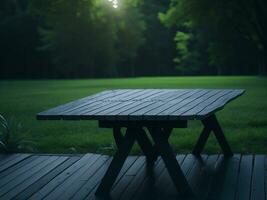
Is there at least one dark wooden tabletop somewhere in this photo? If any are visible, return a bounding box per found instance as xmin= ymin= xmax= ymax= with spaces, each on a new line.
xmin=37 ymin=89 xmax=245 ymax=121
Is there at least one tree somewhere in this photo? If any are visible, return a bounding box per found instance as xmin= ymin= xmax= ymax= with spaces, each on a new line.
xmin=135 ymin=0 xmax=177 ymax=76
xmin=0 ymin=0 xmax=48 ymax=79
xmin=113 ymin=0 xmax=146 ymax=77
xmin=28 ymin=0 xmax=145 ymax=78
xmin=160 ymin=0 xmax=267 ymax=75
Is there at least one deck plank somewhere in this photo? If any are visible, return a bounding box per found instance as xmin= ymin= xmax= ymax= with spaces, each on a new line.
xmin=0 ymin=154 xmax=31 ymax=172
xmin=111 ymin=156 xmax=146 ymax=199
xmin=131 ymin=157 xmax=166 ymax=200
xmin=120 ymin=157 xmax=163 ymax=200
xmin=113 ymin=156 xmax=138 ymax=186
xmin=0 ymin=156 xmax=68 ymax=200
xmin=163 ymin=154 xmax=197 ymax=200
xmin=193 ymin=155 xmax=219 ymax=200
xmin=0 ymin=155 xmax=36 ymax=179
xmin=205 ymin=155 xmax=229 ymax=200
xmin=71 ymin=158 xmax=113 ymax=200
xmin=0 ymin=154 xmax=20 ymax=166
xmin=235 ymin=155 xmax=253 ymax=200
xmin=55 ymin=155 xmax=109 ymax=200
xmin=0 ymin=153 xmax=265 ymax=200
xmin=0 ymin=155 xmax=59 ymax=198
xmin=0 ymin=154 xmax=7 ymax=160
xmin=251 ymin=155 xmax=265 ymax=200
xmin=14 ymin=156 xmax=81 ymax=200
xmin=28 ymin=153 xmax=94 ymax=200
xmin=218 ymin=154 xmax=241 ymax=200
xmin=119 ymin=159 xmax=148 ymax=200
xmin=187 ymin=154 xmax=208 ymax=192
xmin=151 ymin=155 xmax=186 ymax=200
xmin=73 ymin=156 xmax=138 ymax=200
xmin=42 ymin=154 xmax=101 ymax=200
xmin=0 ymin=155 xmax=50 ymax=188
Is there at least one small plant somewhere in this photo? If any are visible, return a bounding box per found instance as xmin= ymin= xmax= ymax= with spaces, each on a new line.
xmin=97 ymin=143 xmax=116 ymax=155
xmin=0 ymin=114 xmax=37 ymax=153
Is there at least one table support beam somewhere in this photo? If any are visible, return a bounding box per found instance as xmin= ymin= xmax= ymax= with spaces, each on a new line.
xmin=96 ymin=127 xmax=159 ymax=196
xmin=192 ymin=126 xmax=211 ymax=155
xmin=148 ymin=127 xmax=193 ymax=197
xmin=96 ymin=126 xmax=183 ymax=197
xmin=95 ymin=128 xmax=135 ymax=196
xmin=192 ymin=114 xmax=233 ymax=157
xmin=113 ymin=127 xmax=124 ymax=149
xmin=96 ymin=115 xmax=233 ymax=197
xmin=135 ymin=128 xmax=157 ymax=166
xmin=114 ymin=127 xmax=158 ymax=164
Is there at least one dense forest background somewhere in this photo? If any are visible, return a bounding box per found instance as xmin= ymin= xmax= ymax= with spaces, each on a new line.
xmin=0 ymin=0 xmax=266 ymax=79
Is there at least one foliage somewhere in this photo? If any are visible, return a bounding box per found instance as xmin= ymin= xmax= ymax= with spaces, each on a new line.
xmin=160 ymin=0 xmax=267 ymax=75
xmin=0 ymin=0 xmax=179 ymax=78
xmin=0 ymin=0 xmax=49 ymax=79
xmin=0 ymin=114 xmax=36 ymax=153
xmin=114 ymin=0 xmax=146 ymax=76
xmin=28 ymin=0 xmax=146 ymax=78
xmin=134 ymin=0 xmax=177 ymax=76
xmin=1 ymin=0 xmax=266 ymax=77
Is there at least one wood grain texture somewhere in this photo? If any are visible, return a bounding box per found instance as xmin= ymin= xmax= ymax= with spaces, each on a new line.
xmin=0 ymin=153 xmax=265 ymax=200
xmin=37 ymin=89 xmax=245 ymax=121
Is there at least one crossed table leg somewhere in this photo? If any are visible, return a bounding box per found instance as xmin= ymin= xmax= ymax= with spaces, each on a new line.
xmin=192 ymin=114 xmax=233 ymax=156
xmin=95 ymin=114 xmax=232 ymax=197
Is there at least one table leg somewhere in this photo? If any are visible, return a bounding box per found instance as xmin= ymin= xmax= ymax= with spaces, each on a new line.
xmin=113 ymin=127 xmax=124 ymax=149
xmin=136 ymin=128 xmax=173 ymax=166
xmin=96 ymin=126 xmax=172 ymax=196
xmin=114 ymin=127 xmax=158 ymax=165
xmin=192 ymin=126 xmax=211 ymax=155
xmin=135 ymin=128 xmax=157 ymax=165
xmin=163 ymin=127 xmax=173 ymax=138
xmin=148 ymin=127 xmax=193 ymax=197
xmin=95 ymin=128 xmax=135 ymax=196
xmin=192 ymin=114 xmax=233 ymax=157
xmin=209 ymin=115 xmax=233 ymax=156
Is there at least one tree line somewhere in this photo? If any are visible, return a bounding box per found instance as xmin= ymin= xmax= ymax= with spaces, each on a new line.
xmin=160 ymin=0 xmax=267 ymax=75
xmin=0 ymin=0 xmax=266 ymax=79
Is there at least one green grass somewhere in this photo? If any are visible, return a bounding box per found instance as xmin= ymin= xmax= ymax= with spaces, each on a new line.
xmin=0 ymin=76 xmax=267 ymax=154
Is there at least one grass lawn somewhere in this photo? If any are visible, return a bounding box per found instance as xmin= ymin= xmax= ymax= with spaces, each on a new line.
xmin=0 ymin=76 xmax=267 ymax=154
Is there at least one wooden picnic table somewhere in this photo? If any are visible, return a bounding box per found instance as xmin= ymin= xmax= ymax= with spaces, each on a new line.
xmin=37 ymin=89 xmax=245 ymax=197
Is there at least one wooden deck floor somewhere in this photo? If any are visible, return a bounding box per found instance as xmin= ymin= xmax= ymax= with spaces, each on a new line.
xmin=0 ymin=153 xmax=266 ymax=200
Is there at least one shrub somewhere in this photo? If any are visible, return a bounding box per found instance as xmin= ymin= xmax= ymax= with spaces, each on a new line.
xmin=0 ymin=114 xmax=37 ymax=153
